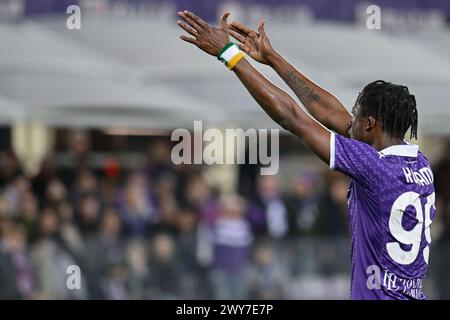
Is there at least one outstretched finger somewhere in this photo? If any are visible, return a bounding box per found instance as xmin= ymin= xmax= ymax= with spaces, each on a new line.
xmin=180 ymin=35 xmax=199 ymax=46
xmin=229 ymin=29 xmax=246 ymax=43
xmin=178 ymin=11 xmax=202 ymax=31
xmin=228 ymin=24 xmax=247 ymax=38
xmin=220 ymin=12 xmax=231 ymax=31
xmin=230 ymin=22 xmax=254 ymax=36
xmin=258 ymin=19 xmax=267 ymax=37
xmin=177 ymin=20 xmax=198 ymax=37
xmin=184 ymin=10 xmax=208 ymax=29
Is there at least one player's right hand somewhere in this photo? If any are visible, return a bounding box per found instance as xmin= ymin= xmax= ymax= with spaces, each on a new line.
xmin=228 ymin=18 xmax=276 ymax=65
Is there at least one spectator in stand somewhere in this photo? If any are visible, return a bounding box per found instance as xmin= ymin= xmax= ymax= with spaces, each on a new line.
xmin=210 ymin=194 xmax=253 ymax=300
xmin=75 ymin=194 xmax=101 ymax=236
xmin=153 ymin=173 xmax=179 ymax=234
xmin=149 ymin=232 xmax=183 ymax=299
xmin=45 ymin=178 xmax=67 ymax=208
xmin=125 ymin=238 xmax=151 ymax=299
xmin=30 ymin=207 xmax=81 ymax=299
xmin=118 ymin=171 xmax=156 ymax=236
xmin=3 ymin=175 xmax=31 ymax=217
xmin=0 ymin=151 xmax=22 ymax=187
xmin=316 ymin=173 xmax=349 ymax=236
xmin=0 ymin=224 xmax=36 ymax=299
xmin=247 ymin=175 xmax=290 ymax=240
xmin=247 ymin=241 xmax=286 ymax=299
xmin=17 ymin=191 xmax=39 ymax=242
xmin=285 ymin=172 xmax=321 ymax=236
xmin=84 ymin=206 xmax=125 ymax=299
xmin=70 ymin=169 xmax=99 ymax=202
xmin=175 ymin=208 xmax=204 ymax=298
xmin=146 ymin=140 xmax=176 ymax=181
xmin=57 ymin=201 xmax=85 ymax=260
xmin=31 ymin=154 xmax=59 ymax=201
xmin=181 ymin=174 xmax=213 ymax=213
xmin=101 ymin=263 xmax=129 ymax=300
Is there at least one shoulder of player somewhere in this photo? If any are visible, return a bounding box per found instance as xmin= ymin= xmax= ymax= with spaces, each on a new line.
xmin=378 ymin=149 xmax=431 ymax=164
xmin=377 ymin=142 xmax=426 ymax=162
xmin=417 ymin=150 xmax=431 ymax=163
xmin=334 ymin=133 xmax=379 ymax=155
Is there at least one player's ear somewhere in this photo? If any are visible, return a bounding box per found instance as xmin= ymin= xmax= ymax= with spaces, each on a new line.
xmin=366 ymin=116 xmax=377 ymax=132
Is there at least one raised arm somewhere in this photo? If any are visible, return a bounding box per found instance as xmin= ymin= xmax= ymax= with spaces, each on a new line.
xmin=229 ymin=20 xmax=352 ymax=137
xmin=232 ymin=57 xmax=330 ymax=163
xmin=176 ymin=11 xmax=330 ymax=164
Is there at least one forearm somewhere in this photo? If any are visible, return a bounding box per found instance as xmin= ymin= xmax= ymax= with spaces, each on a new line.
xmin=232 ymin=58 xmax=330 ymax=163
xmin=232 ymin=58 xmax=292 ymax=128
xmin=267 ymin=52 xmax=351 ymax=136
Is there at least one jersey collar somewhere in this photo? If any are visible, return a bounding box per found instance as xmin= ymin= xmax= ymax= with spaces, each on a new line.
xmin=379 ymin=143 xmax=419 ymax=158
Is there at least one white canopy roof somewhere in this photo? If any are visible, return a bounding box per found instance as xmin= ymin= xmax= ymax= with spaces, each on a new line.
xmin=0 ymin=15 xmax=449 ymax=133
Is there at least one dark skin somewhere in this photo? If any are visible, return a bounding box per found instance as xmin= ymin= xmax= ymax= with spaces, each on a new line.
xmin=228 ymin=19 xmax=406 ymax=148
xmin=350 ymin=103 xmax=405 ymax=150
xmin=228 ymin=19 xmax=352 ymax=137
xmin=176 ymin=11 xmax=404 ymax=166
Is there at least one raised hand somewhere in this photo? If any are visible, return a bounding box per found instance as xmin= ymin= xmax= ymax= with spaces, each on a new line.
xmin=177 ymin=10 xmax=231 ymax=57
xmin=228 ymin=19 xmax=276 ymax=65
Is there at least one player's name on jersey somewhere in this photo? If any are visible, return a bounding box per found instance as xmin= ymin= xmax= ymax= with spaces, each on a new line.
xmin=402 ymin=166 xmax=434 ymax=186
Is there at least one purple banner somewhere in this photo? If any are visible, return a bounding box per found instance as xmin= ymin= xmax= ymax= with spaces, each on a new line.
xmin=16 ymin=0 xmax=450 ymax=23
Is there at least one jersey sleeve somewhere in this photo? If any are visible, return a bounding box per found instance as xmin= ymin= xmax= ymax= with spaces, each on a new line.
xmin=329 ymin=132 xmax=381 ymax=188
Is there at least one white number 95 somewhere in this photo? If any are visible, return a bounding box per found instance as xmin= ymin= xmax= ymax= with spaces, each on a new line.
xmin=386 ymin=192 xmax=435 ymax=265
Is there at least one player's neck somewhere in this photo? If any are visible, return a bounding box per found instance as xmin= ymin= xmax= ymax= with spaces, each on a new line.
xmin=372 ymin=134 xmax=405 ymax=151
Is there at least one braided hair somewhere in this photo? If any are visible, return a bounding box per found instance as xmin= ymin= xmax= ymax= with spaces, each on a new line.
xmin=356 ymin=80 xmax=418 ymax=140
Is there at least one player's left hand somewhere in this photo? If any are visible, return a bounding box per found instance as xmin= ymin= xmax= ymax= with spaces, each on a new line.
xmin=177 ymin=10 xmax=231 ymax=56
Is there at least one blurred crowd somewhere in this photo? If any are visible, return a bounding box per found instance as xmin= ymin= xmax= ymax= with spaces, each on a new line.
xmin=0 ymin=134 xmax=450 ymax=300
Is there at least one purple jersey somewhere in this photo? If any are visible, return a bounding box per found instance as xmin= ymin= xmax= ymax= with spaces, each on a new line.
xmin=330 ymin=132 xmax=436 ymax=300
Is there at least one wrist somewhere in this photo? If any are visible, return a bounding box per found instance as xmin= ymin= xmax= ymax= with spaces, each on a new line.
xmin=266 ymin=51 xmax=282 ymax=67
xmin=217 ymin=42 xmax=245 ymax=70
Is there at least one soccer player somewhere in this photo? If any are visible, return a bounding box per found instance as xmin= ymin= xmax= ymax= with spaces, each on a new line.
xmin=176 ymin=11 xmax=437 ymax=300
